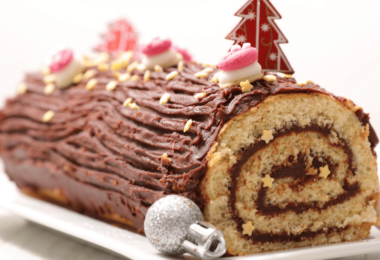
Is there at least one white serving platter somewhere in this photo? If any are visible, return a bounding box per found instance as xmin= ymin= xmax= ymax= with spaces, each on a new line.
xmin=1 ymin=173 xmax=380 ymax=260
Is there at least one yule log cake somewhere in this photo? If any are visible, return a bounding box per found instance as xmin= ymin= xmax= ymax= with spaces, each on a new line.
xmin=0 ymin=37 xmax=379 ymax=256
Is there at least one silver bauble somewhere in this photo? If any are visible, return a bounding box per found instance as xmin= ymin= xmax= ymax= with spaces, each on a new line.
xmin=144 ymin=195 xmax=204 ymax=255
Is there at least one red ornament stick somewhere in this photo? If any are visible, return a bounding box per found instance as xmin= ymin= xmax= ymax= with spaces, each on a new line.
xmin=226 ymin=0 xmax=294 ymax=74
xmin=95 ymin=19 xmax=139 ymax=58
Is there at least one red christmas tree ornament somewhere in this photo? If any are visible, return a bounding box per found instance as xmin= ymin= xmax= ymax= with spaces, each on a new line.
xmin=95 ymin=19 xmax=139 ymax=58
xmin=226 ymin=0 xmax=294 ymax=74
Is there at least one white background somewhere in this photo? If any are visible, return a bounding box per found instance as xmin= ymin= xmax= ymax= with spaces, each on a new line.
xmin=0 ymin=0 xmax=380 ymax=131
xmin=0 ymin=1 xmax=380 ymax=259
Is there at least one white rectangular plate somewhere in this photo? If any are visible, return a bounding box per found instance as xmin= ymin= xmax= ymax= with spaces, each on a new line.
xmin=1 ymin=173 xmax=380 ymax=260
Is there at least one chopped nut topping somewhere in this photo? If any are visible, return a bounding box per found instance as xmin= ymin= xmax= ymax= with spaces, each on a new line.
xmin=128 ymin=103 xmax=139 ymax=110
xmin=261 ymin=174 xmax=274 ymax=188
xmin=211 ymin=72 xmax=219 ymax=83
xmin=44 ymin=83 xmax=55 ymax=95
xmin=106 ymin=80 xmax=118 ymax=91
xmin=86 ymin=79 xmax=97 ymax=90
xmin=127 ymin=61 xmax=139 ymax=73
xmin=123 ymin=97 xmax=133 ymax=107
xmin=202 ymin=67 xmax=213 ymax=74
xmin=202 ymin=63 xmax=217 ymax=67
xmin=42 ymin=110 xmax=55 ymax=123
xmin=144 ymin=70 xmax=151 ymax=82
xmin=111 ymin=61 xmax=122 ymax=71
xmin=161 ymin=153 xmax=172 ymax=162
xmin=154 ymin=65 xmax=163 ymax=72
xmin=178 ymin=61 xmax=184 ymax=71
xmin=166 ymin=71 xmax=179 ymax=81
xmin=98 ymin=63 xmax=109 ymax=71
xmin=130 ymin=74 xmax=139 ymax=81
xmin=299 ymin=80 xmax=314 ymax=86
xmin=118 ymin=51 xmax=133 ymax=68
xmin=284 ymin=74 xmax=293 ymax=78
xmin=263 ymin=75 xmax=277 ymax=82
xmin=184 ymin=119 xmax=192 ymax=133
xmin=319 ymin=165 xmax=330 ymax=179
xmin=43 ymin=74 xmax=55 ymax=84
xmin=240 ymin=80 xmax=253 ymax=92
xmin=41 ymin=66 xmax=50 ymax=75
xmin=83 ymin=69 xmax=96 ymax=79
xmin=72 ymin=73 xmax=83 ymax=84
xmin=17 ymin=82 xmax=27 ymax=95
xmin=353 ymin=105 xmax=362 ymax=112
xmin=261 ymin=129 xmax=274 ymax=144
xmin=195 ymin=71 xmax=208 ymax=78
xmin=160 ymin=93 xmax=171 ymax=105
xmin=137 ymin=64 xmax=146 ymax=71
xmin=194 ymin=92 xmax=207 ymax=100
xmin=118 ymin=73 xmax=130 ymax=82
xmin=242 ymin=221 xmax=255 ymax=236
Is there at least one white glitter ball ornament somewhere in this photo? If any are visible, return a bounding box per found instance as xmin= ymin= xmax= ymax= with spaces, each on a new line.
xmin=144 ymin=195 xmax=203 ymax=255
xmin=145 ymin=195 xmax=226 ymax=259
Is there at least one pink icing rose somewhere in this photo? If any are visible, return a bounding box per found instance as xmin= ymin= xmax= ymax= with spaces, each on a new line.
xmin=218 ymin=47 xmax=258 ymax=71
xmin=49 ymin=49 xmax=73 ymax=72
xmin=141 ymin=38 xmax=172 ymax=56
xmin=172 ymin=46 xmax=192 ymax=62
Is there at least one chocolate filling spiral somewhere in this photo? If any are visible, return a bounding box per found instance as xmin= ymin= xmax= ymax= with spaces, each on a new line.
xmin=229 ymin=124 xmax=360 ymax=244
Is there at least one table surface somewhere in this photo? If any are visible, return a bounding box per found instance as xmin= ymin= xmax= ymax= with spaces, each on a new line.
xmin=1 ymin=207 xmax=380 ymax=260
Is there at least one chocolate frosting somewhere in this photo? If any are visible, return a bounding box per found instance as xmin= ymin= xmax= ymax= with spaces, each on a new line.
xmin=0 ymin=61 xmax=377 ymax=233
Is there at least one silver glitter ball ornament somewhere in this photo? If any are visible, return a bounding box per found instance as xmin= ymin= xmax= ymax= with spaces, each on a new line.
xmin=144 ymin=195 xmax=204 ymax=255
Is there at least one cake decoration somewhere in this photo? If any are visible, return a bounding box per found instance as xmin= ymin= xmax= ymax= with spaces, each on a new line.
xmin=240 ymin=80 xmax=254 ymax=92
xmin=16 ymin=82 xmax=27 ymax=95
xmin=86 ymin=78 xmax=97 ymax=90
xmin=166 ymin=71 xmax=179 ymax=81
xmin=118 ymin=73 xmax=130 ymax=82
xmin=184 ymin=119 xmax=192 ymax=132
xmin=261 ymin=129 xmax=274 ymax=143
xmin=172 ymin=46 xmax=192 ymax=62
xmin=141 ymin=37 xmax=182 ymax=69
xmin=154 ymin=65 xmax=163 ymax=72
xmin=217 ymin=43 xmax=263 ymax=89
xmin=97 ymin=63 xmax=109 ymax=71
xmin=194 ymin=92 xmax=207 ymax=100
xmin=261 ymin=174 xmax=274 ymax=188
xmin=299 ymin=80 xmax=315 ymax=86
xmin=83 ymin=69 xmax=96 ymax=79
xmin=177 ymin=61 xmax=184 ymax=71
xmin=211 ymin=73 xmax=219 ymax=83
xmin=40 ymin=66 xmax=50 ymax=75
xmin=123 ymin=97 xmax=133 ymax=107
xmin=105 ymin=80 xmax=118 ymax=91
xmin=44 ymin=83 xmax=55 ymax=95
xmin=95 ymin=19 xmax=139 ymax=58
xmin=130 ymin=74 xmax=139 ymax=81
xmin=42 ymin=110 xmax=54 ymax=123
xmin=242 ymin=221 xmax=255 ymax=236
xmin=263 ymin=75 xmax=277 ymax=82
xmin=159 ymin=93 xmax=171 ymax=105
xmin=144 ymin=195 xmax=226 ymax=259
xmin=143 ymin=70 xmax=151 ymax=82
xmin=43 ymin=74 xmax=55 ymax=84
xmin=72 ymin=73 xmax=83 ymax=84
xmin=195 ymin=71 xmax=208 ymax=78
xmin=319 ymin=165 xmax=331 ymax=179
xmin=161 ymin=153 xmax=172 ymax=162
xmin=128 ymin=102 xmax=139 ymax=110
xmin=48 ymin=48 xmax=84 ymax=88
xmin=226 ymin=0 xmax=294 ymax=74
